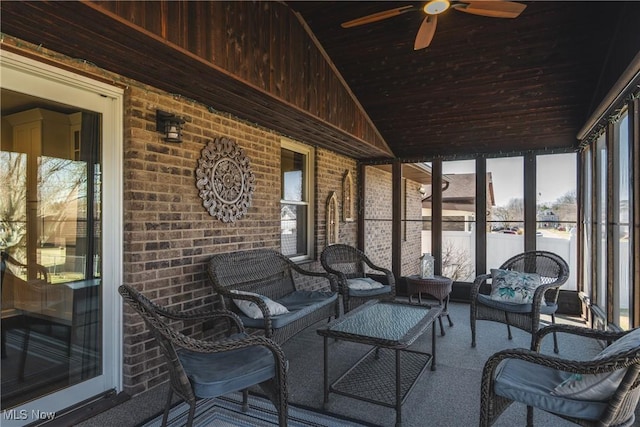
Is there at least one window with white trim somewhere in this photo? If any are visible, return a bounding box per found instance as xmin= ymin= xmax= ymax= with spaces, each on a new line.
xmin=280 ymin=139 xmax=314 ymax=260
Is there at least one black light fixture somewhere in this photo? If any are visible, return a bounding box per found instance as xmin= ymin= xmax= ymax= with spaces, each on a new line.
xmin=156 ymin=109 xmax=185 ymax=143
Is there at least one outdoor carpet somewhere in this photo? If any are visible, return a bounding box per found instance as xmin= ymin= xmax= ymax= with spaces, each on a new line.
xmin=137 ymin=392 xmax=377 ymax=427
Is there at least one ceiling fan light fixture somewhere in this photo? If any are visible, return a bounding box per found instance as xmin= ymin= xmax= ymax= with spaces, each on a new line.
xmin=423 ymin=0 xmax=450 ymax=15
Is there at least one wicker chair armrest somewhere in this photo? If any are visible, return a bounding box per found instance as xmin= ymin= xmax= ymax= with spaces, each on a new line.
xmin=325 ymin=273 xmax=340 ymax=292
xmin=362 ymin=257 xmax=390 ymax=276
xmin=223 ymin=292 xmax=272 ymax=318
xmin=119 ymin=284 xmax=245 ymax=332
xmin=471 ymin=273 xmax=491 ymax=298
xmin=525 ymin=282 xmax=564 ymax=318
xmin=289 ymin=263 xmax=340 ymax=292
xmin=323 ymin=270 xmax=350 ymax=293
xmin=533 ymin=281 xmax=563 ymax=296
xmin=356 ymin=252 xmax=395 ymax=288
xmin=486 ymin=346 xmax=640 ymax=379
xmin=532 ymin=281 xmax=563 ymax=301
xmin=534 ymin=324 xmax=633 ymax=351
xmin=367 ymin=266 xmax=396 ymax=288
xmin=171 ymin=329 xmax=287 ymax=366
xmin=166 ymin=308 xmax=246 ymax=333
xmin=221 ymin=293 xmax=283 ymax=337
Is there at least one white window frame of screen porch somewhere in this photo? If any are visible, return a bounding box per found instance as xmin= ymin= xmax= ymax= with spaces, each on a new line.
xmin=280 ymin=138 xmax=314 ymax=261
xmin=0 ymin=50 xmax=123 ymax=426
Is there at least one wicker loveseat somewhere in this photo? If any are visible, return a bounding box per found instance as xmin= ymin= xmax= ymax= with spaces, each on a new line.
xmin=207 ymin=249 xmax=340 ymax=345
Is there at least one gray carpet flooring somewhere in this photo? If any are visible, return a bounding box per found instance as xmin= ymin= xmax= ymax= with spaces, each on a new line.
xmin=77 ymin=301 xmax=638 ymax=427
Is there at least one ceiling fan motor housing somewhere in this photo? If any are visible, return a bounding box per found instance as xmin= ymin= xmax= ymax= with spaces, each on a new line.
xmin=424 ymin=0 xmax=451 ymax=15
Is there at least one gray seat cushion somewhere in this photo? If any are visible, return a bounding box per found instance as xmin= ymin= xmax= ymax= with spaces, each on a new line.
xmin=177 ymin=332 xmax=276 ymax=397
xmin=494 ymin=358 xmax=608 ymax=421
xmin=477 ymin=293 xmax=557 ymax=314
xmin=349 ymin=284 xmax=392 ymax=298
xmin=240 ymin=290 xmax=337 ymax=329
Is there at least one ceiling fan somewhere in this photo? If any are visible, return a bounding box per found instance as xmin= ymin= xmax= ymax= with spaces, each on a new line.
xmin=341 ymin=0 xmax=527 ymax=50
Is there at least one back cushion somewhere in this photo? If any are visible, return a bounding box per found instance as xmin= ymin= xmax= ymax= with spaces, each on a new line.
xmin=552 ymin=328 xmax=640 ymax=400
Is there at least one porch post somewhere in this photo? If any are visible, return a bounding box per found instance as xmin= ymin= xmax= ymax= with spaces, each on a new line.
xmin=357 ymin=162 xmax=366 ymax=251
xmin=524 ymin=153 xmax=537 ymax=252
xmin=476 ymin=158 xmax=487 ymax=276
xmin=392 ymin=160 xmax=402 ymax=279
xmin=432 ymin=160 xmax=443 ymax=275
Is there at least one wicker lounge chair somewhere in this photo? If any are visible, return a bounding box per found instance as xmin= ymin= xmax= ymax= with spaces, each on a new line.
xmin=470 ymin=250 xmax=569 ymax=352
xmin=118 ymin=284 xmax=288 ymax=427
xmin=320 ymin=244 xmax=395 ymax=313
xmin=480 ymin=324 xmax=640 ymax=426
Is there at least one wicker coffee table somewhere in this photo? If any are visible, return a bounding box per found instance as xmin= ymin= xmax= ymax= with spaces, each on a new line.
xmin=316 ymin=300 xmax=441 ymax=427
xmin=405 ymin=275 xmax=454 ymax=336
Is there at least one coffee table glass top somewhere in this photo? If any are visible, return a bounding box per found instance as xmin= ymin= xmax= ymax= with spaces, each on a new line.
xmin=318 ymin=300 xmax=440 ymax=348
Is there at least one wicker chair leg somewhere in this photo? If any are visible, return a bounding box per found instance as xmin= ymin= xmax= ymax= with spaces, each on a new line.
xmin=470 ymin=305 xmax=476 ymax=347
xmin=278 ymin=385 xmax=288 ymax=427
xmin=526 ymin=405 xmax=533 ymax=427
xmin=242 ymin=389 xmax=249 ymax=411
xmin=186 ymin=402 xmax=196 ymax=427
xmin=506 ymin=323 xmax=513 ymax=340
xmin=551 ymin=314 xmax=559 ymax=353
xmin=161 ymin=389 xmax=173 ymax=427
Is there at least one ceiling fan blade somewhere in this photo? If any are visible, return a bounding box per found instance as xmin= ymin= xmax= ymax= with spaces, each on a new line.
xmin=341 ymin=5 xmax=417 ymax=28
xmin=454 ymin=1 xmax=526 ymax=18
xmin=414 ymin=15 xmax=437 ymax=50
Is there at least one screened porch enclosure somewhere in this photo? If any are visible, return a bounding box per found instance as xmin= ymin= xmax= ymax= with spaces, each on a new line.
xmin=360 ymin=135 xmax=636 ymax=331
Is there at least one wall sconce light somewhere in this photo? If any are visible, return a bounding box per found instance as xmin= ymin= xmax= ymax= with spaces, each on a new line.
xmin=156 ymin=110 xmax=185 ymax=143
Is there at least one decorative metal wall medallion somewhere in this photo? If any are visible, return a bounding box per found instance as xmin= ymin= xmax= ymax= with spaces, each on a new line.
xmin=196 ymin=137 xmax=255 ymax=223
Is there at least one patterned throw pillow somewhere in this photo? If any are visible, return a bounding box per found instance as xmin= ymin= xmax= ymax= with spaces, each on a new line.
xmin=489 ymin=269 xmax=542 ymax=304
xmin=230 ymin=290 xmax=290 ymax=319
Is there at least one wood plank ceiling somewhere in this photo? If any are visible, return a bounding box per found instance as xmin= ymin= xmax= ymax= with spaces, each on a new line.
xmin=289 ymin=1 xmax=628 ymax=159
xmin=1 ymin=1 xmax=636 ymax=161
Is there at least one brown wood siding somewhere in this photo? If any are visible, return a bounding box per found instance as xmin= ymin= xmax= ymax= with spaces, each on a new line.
xmin=93 ymin=1 xmax=390 ymax=156
xmin=0 ymin=1 xmax=392 ymax=160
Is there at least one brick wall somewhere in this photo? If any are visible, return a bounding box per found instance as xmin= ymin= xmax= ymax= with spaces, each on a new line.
xmin=122 ymin=87 xmax=359 ymax=394
xmin=363 ymin=166 xmax=422 ymax=277
xmin=363 ymin=166 xmax=393 ymax=270
xmin=316 ymin=150 xmax=358 ymax=254
xmin=403 ymin=179 xmax=423 ymax=276
xmin=3 ymin=37 xmax=418 ymax=399
xmin=124 ymin=87 xmax=280 ymax=393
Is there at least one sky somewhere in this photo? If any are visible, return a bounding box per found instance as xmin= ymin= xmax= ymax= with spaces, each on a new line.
xmin=441 ymin=153 xmax=577 ymax=207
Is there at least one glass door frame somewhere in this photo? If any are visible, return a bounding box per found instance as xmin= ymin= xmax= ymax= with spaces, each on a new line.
xmin=1 ymin=50 xmax=123 ymax=425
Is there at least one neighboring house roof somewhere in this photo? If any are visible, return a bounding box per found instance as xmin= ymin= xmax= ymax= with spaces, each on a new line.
xmin=422 ymin=173 xmax=495 ymax=212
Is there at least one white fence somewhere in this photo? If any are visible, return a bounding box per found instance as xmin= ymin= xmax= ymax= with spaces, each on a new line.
xmin=422 ymin=230 xmax=580 ymax=291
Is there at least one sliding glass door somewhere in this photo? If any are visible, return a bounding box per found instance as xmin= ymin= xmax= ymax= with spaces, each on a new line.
xmin=1 ymin=51 xmax=122 ymax=426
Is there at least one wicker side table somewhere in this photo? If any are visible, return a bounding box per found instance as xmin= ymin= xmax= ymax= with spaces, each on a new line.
xmin=405 ymin=275 xmax=454 ymax=336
